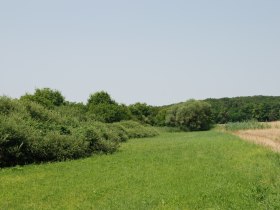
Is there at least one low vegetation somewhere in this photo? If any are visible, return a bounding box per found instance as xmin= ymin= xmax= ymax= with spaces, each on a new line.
xmin=223 ymin=121 xmax=280 ymax=152
xmin=0 ymin=88 xmax=216 ymax=167
xmin=1 ymin=131 xmax=280 ymax=209
xmin=224 ymin=120 xmax=271 ymax=131
xmin=0 ymin=94 xmax=158 ymax=167
xmin=2 ymin=88 xmax=280 ymax=209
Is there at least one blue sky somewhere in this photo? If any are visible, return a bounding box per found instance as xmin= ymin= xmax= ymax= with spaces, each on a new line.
xmin=0 ymin=0 xmax=279 ymax=105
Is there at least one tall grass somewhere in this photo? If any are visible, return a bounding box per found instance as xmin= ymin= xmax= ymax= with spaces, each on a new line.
xmin=224 ymin=120 xmax=271 ymax=131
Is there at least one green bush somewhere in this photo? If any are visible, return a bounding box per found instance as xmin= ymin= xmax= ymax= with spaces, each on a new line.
xmin=108 ymin=124 xmax=129 ymax=142
xmin=32 ymin=132 xmax=89 ymax=161
xmin=0 ymin=114 xmax=39 ymax=167
xmin=20 ymin=88 xmax=65 ymax=109
xmin=155 ymin=108 xmax=168 ymax=126
xmin=115 ymin=121 xmax=159 ymax=138
xmin=166 ymin=100 xmax=212 ymax=131
xmin=87 ymin=91 xmax=131 ymax=123
xmin=88 ymin=103 xmax=131 ymax=123
xmin=129 ymin=103 xmax=158 ymax=125
xmin=75 ymin=123 xmax=120 ymax=154
xmin=0 ymin=91 xmax=159 ymax=167
xmin=55 ymin=102 xmax=88 ymax=122
xmin=0 ymin=96 xmax=22 ymax=115
xmin=87 ymin=91 xmax=116 ymax=106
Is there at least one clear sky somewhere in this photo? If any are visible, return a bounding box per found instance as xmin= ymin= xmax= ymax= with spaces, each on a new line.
xmin=0 ymin=1 xmax=279 ymax=105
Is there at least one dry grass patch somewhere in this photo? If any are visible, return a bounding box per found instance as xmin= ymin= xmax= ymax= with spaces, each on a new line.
xmin=234 ymin=121 xmax=280 ymax=152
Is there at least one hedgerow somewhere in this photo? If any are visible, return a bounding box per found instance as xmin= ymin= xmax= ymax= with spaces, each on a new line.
xmin=0 ymin=96 xmax=158 ymax=167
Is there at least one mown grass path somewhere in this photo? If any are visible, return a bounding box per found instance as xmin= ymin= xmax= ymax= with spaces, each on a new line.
xmin=1 ymin=131 xmax=280 ymax=209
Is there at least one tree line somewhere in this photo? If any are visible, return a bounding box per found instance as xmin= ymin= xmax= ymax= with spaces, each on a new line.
xmin=1 ymin=88 xmax=279 ymax=167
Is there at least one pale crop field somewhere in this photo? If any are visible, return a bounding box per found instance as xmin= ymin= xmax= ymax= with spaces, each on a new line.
xmin=233 ymin=121 xmax=280 ymax=152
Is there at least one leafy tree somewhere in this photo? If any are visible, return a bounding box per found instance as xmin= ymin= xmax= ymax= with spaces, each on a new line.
xmin=87 ymin=91 xmax=116 ymax=106
xmin=205 ymin=96 xmax=280 ymax=123
xmin=155 ymin=108 xmax=168 ymax=126
xmin=20 ymin=88 xmax=65 ymax=109
xmin=166 ymin=100 xmax=212 ymax=131
xmin=129 ymin=103 xmax=158 ymax=125
xmin=89 ymin=103 xmax=131 ymax=123
xmin=87 ymin=91 xmax=131 ymax=123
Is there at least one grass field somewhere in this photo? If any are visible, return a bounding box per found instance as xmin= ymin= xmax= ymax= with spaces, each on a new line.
xmin=1 ymin=131 xmax=280 ymax=209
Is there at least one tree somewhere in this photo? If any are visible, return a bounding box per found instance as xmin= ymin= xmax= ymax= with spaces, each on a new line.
xmin=87 ymin=91 xmax=131 ymax=123
xmin=166 ymin=100 xmax=212 ymax=131
xmin=87 ymin=91 xmax=116 ymax=106
xmin=20 ymin=88 xmax=65 ymax=109
xmin=129 ymin=103 xmax=158 ymax=124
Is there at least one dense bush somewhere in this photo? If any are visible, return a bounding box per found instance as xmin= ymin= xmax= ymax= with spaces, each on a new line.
xmin=166 ymin=100 xmax=212 ymax=131
xmin=114 ymin=121 xmax=159 ymax=138
xmin=155 ymin=108 xmax=168 ymax=126
xmin=0 ymin=114 xmax=38 ymax=166
xmin=20 ymin=88 xmax=65 ymax=109
xmin=55 ymin=102 xmax=88 ymax=122
xmin=32 ymin=132 xmax=89 ymax=162
xmin=87 ymin=91 xmax=131 ymax=123
xmin=129 ymin=103 xmax=159 ymax=125
xmin=87 ymin=91 xmax=116 ymax=106
xmin=88 ymin=103 xmax=131 ymax=123
xmin=0 ymin=96 xmax=159 ymax=167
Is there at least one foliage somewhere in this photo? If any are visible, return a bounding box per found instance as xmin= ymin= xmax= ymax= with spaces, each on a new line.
xmin=166 ymin=100 xmax=212 ymax=131
xmin=143 ymin=96 xmax=280 ymax=126
xmin=0 ymin=114 xmax=38 ymax=166
xmin=88 ymin=103 xmax=131 ymax=123
xmin=0 ymin=96 xmax=158 ymax=167
xmin=129 ymin=103 xmax=159 ymax=125
xmin=87 ymin=91 xmax=131 ymax=123
xmin=20 ymin=88 xmax=65 ymax=109
xmin=114 ymin=121 xmax=159 ymax=138
xmin=55 ymin=102 xmax=88 ymax=122
xmin=155 ymin=108 xmax=168 ymax=126
xmin=87 ymin=91 xmax=116 ymax=106
xmin=205 ymin=96 xmax=280 ymax=123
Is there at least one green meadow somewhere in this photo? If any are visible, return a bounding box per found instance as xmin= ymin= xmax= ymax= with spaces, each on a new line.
xmin=1 ymin=131 xmax=280 ymax=210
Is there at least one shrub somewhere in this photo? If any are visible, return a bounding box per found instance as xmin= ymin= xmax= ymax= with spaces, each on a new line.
xmin=87 ymin=91 xmax=116 ymax=106
xmin=0 ymin=90 xmax=159 ymax=167
xmin=20 ymin=88 xmax=65 ymax=109
xmin=129 ymin=103 xmax=158 ymax=125
xmin=21 ymin=101 xmax=73 ymax=134
xmin=88 ymin=103 xmax=131 ymax=123
xmin=87 ymin=91 xmax=131 ymax=123
xmin=0 ymin=114 xmax=39 ymax=167
xmin=115 ymin=121 xmax=159 ymax=138
xmin=155 ymin=108 xmax=168 ymax=126
xmin=31 ymin=132 xmax=89 ymax=161
xmin=55 ymin=102 xmax=88 ymax=122
xmin=166 ymin=100 xmax=212 ymax=131
xmin=108 ymin=124 xmax=129 ymax=142
xmin=0 ymin=97 xmax=20 ymax=115
xmin=75 ymin=123 xmax=120 ymax=154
